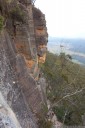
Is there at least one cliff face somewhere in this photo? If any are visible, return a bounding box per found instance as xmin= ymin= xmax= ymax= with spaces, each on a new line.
xmin=0 ymin=0 xmax=48 ymax=127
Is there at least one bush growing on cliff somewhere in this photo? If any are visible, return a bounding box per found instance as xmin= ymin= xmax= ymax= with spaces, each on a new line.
xmin=0 ymin=15 xmax=4 ymax=31
xmin=38 ymin=116 xmax=52 ymax=128
xmin=37 ymin=104 xmax=53 ymax=128
xmin=10 ymin=6 xmax=25 ymax=23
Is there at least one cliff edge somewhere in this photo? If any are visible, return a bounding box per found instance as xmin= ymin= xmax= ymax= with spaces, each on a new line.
xmin=0 ymin=0 xmax=48 ymax=127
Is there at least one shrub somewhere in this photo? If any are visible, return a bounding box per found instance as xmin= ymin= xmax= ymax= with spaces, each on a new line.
xmin=37 ymin=104 xmax=53 ymax=128
xmin=38 ymin=119 xmax=52 ymax=128
xmin=53 ymin=106 xmax=66 ymax=122
xmin=10 ymin=6 xmax=25 ymax=23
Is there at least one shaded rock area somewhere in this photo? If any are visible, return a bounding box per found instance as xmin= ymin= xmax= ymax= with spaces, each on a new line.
xmin=0 ymin=0 xmax=48 ymax=128
xmin=0 ymin=31 xmax=38 ymax=128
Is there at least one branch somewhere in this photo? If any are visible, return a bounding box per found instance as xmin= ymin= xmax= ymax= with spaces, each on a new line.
xmin=63 ymin=110 xmax=68 ymax=124
xmin=51 ymin=87 xmax=85 ymax=108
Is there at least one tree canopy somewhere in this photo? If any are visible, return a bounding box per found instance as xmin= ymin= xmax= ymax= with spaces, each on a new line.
xmin=41 ymin=51 xmax=85 ymax=126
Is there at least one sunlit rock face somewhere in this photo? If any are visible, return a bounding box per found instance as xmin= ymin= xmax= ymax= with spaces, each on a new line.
xmin=33 ymin=7 xmax=48 ymax=63
xmin=0 ymin=0 xmax=48 ymax=127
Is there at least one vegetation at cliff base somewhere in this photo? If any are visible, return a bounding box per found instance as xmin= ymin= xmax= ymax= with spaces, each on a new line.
xmin=41 ymin=51 xmax=85 ymax=126
xmin=37 ymin=104 xmax=52 ymax=128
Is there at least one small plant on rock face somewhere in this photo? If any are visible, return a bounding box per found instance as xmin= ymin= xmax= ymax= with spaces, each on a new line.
xmin=10 ymin=6 xmax=25 ymax=23
xmin=0 ymin=15 xmax=4 ymax=31
xmin=37 ymin=104 xmax=53 ymax=128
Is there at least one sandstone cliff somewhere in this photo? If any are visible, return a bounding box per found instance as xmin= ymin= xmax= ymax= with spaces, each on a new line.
xmin=0 ymin=0 xmax=48 ymax=127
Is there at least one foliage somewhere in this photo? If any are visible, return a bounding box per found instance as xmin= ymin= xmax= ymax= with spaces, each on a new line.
xmin=38 ymin=118 xmax=52 ymax=128
xmin=10 ymin=6 xmax=25 ymax=23
xmin=53 ymin=106 xmax=66 ymax=122
xmin=66 ymin=54 xmax=72 ymax=60
xmin=0 ymin=15 xmax=4 ymax=31
xmin=37 ymin=104 xmax=53 ymax=128
xmin=41 ymin=51 xmax=85 ymax=126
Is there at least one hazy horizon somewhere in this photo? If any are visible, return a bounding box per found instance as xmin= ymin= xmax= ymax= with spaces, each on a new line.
xmin=35 ymin=0 xmax=85 ymax=39
xmin=48 ymin=38 xmax=85 ymax=65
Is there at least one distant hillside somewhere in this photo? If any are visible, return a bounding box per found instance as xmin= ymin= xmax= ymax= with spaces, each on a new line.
xmin=41 ymin=51 xmax=85 ymax=126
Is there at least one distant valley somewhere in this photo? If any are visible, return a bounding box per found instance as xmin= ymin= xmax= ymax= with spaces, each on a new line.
xmin=48 ymin=37 xmax=85 ymax=65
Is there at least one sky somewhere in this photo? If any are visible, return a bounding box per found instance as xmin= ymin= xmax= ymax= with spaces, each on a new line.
xmin=35 ymin=0 xmax=85 ymax=38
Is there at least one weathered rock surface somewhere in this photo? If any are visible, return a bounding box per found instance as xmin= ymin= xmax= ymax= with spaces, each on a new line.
xmin=0 ymin=92 xmax=22 ymax=128
xmin=0 ymin=0 xmax=48 ymax=127
xmin=0 ymin=31 xmax=38 ymax=128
